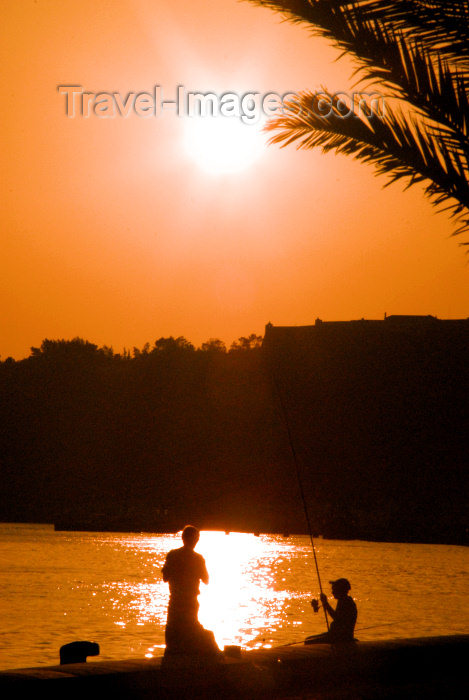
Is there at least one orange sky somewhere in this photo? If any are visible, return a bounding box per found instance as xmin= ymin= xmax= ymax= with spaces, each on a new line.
xmin=2 ymin=0 xmax=468 ymax=360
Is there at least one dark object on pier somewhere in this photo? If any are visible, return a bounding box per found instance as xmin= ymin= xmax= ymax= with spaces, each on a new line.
xmin=60 ymin=641 xmax=100 ymax=665
xmin=223 ymin=645 xmax=242 ymax=659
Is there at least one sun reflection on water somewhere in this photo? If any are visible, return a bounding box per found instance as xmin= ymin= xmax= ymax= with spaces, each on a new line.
xmin=46 ymin=529 xmax=469 ymax=663
xmin=111 ymin=530 xmax=303 ymax=653
xmin=1 ymin=525 xmax=468 ymax=669
xmin=197 ymin=531 xmax=289 ymax=649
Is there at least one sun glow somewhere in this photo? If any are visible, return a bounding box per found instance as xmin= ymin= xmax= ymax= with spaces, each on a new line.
xmin=197 ymin=531 xmax=287 ymax=649
xmin=125 ymin=530 xmax=295 ymax=652
xmin=183 ymin=116 xmax=266 ymax=174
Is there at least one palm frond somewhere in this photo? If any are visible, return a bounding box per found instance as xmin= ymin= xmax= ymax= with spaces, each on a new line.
xmin=349 ymin=1 xmax=469 ymax=65
xmin=247 ymin=2 xmax=469 ymax=148
xmin=245 ymin=0 xmax=469 ymax=241
xmin=245 ymin=1 xmax=469 ymax=65
xmin=395 ymin=41 xmax=469 ymax=137
xmin=268 ymin=93 xmax=469 ymax=237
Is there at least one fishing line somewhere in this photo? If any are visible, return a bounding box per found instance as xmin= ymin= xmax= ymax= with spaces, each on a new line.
xmin=269 ymin=365 xmax=329 ymax=633
xmin=276 ymin=622 xmax=401 ymax=648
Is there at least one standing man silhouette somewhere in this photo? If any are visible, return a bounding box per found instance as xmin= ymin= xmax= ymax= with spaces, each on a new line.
xmin=162 ymin=525 xmax=219 ymax=656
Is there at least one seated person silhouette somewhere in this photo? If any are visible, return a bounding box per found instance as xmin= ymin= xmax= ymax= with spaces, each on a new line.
xmin=162 ymin=525 xmax=220 ymax=656
xmin=305 ymin=578 xmax=357 ymax=644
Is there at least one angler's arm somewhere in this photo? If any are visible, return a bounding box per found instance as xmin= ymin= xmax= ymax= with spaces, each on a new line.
xmin=320 ymin=593 xmax=336 ymax=619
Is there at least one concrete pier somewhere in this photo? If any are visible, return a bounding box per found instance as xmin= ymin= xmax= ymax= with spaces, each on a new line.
xmin=1 ymin=635 xmax=467 ymax=698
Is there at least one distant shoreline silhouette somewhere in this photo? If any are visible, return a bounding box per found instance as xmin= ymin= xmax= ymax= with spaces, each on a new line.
xmin=1 ymin=317 xmax=468 ymax=546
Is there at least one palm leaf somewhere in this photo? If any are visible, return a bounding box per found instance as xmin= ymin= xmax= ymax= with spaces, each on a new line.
xmin=245 ymin=0 xmax=469 ymax=241
xmin=245 ymin=1 xmax=469 ymax=65
xmin=267 ymin=92 xmax=469 ymax=239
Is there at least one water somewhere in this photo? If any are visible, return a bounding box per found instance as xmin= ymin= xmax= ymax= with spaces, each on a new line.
xmin=0 ymin=523 xmax=468 ymax=670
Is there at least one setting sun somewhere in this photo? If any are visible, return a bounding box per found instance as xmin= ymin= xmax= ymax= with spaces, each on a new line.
xmin=183 ymin=116 xmax=266 ymax=174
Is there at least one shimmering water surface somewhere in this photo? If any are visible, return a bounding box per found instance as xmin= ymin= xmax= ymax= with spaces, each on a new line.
xmin=0 ymin=523 xmax=468 ymax=670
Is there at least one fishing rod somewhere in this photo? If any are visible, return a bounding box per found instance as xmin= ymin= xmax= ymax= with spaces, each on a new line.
xmin=271 ymin=368 xmax=329 ymax=633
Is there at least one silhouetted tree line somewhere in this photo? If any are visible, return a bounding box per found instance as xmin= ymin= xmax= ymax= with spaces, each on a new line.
xmin=0 ymin=324 xmax=467 ymax=543
xmin=0 ymin=335 xmax=295 ymax=534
